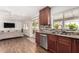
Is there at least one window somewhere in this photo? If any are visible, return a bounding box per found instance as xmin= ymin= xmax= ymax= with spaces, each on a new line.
xmin=53 ymin=7 xmax=79 ymax=31
xmin=32 ymin=19 xmax=39 ymax=34
xmin=64 ymin=19 xmax=79 ymax=30
xmin=53 ymin=13 xmax=63 ymax=30
xmin=53 ymin=21 xmax=63 ymax=29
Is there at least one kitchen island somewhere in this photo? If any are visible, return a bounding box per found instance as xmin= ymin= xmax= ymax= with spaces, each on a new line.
xmin=36 ymin=31 xmax=79 ymax=53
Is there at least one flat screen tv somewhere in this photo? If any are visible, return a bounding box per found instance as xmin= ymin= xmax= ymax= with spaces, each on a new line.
xmin=4 ymin=23 xmax=15 ymax=28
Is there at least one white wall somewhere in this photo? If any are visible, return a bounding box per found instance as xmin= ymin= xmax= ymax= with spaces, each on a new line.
xmin=0 ymin=19 xmax=22 ymax=32
xmin=0 ymin=9 xmax=33 ymax=37
xmin=0 ymin=9 xmax=23 ymax=32
xmin=0 ymin=6 xmax=45 ymax=39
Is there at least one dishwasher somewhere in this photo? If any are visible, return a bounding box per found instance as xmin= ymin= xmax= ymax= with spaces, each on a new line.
xmin=40 ymin=34 xmax=48 ymax=49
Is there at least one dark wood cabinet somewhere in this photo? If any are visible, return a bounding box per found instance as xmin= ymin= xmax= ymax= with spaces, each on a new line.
xmin=74 ymin=40 xmax=79 ymax=52
xmin=35 ymin=32 xmax=79 ymax=53
xmin=36 ymin=32 xmax=40 ymax=45
xmin=48 ymin=35 xmax=72 ymax=53
xmin=57 ymin=36 xmax=71 ymax=53
xmin=71 ymin=39 xmax=79 ymax=53
xmin=39 ymin=7 xmax=51 ymax=25
xmin=48 ymin=34 xmax=57 ymax=52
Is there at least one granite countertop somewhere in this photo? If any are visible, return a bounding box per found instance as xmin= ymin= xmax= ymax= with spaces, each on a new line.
xmin=37 ymin=31 xmax=79 ymax=39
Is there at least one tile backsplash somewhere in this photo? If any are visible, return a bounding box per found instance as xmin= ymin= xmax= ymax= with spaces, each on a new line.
xmin=39 ymin=25 xmax=51 ymax=31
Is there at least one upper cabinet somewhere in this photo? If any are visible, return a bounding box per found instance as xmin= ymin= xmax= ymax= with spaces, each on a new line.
xmin=39 ymin=7 xmax=51 ymax=25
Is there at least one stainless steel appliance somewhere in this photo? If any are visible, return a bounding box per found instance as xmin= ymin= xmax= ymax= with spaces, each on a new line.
xmin=40 ymin=34 xmax=48 ymax=49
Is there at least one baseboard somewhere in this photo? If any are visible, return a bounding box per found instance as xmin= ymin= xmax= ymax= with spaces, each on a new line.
xmin=0 ymin=36 xmax=23 ymax=41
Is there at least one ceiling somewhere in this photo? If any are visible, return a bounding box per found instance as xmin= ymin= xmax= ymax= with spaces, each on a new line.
xmin=0 ymin=6 xmax=45 ymax=20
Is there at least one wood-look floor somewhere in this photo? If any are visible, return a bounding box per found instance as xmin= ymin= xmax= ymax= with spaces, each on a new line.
xmin=0 ymin=36 xmax=48 ymax=53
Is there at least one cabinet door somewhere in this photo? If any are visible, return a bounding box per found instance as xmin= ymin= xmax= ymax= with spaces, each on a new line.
xmin=36 ymin=32 xmax=40 ymax=45
xmin=48 ymin=34 xmax=57 ymax=52
xmin=57 ymin=36 xmax=71 ymax=53
xmin=44 ymin=7 xmax=51 ymax=25
xmin=39 ymin=10 xmax=44 ymax=25
xmin=39 ymin=7 xmax=51 ymax=25
xmin=43 ymin=8 xmax=48 ymax=25
xmin=74 ymin=40 xmax=79 ymax=53
xmin=71 ymin=39 xmax=79 ymax=53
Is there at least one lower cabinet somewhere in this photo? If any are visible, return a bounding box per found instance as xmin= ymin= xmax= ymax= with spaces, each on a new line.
xmin=48 ymin=34 xmax=57 ymax=52
xmin=75 ymin=40 xmax=79 ymax=52
xmin=36 ymin=32 xmax=40 ymax=45
xmin=48 ymin=34 xmax=72 ymax=53
xmin=57 ymin=36 xmax=71 ymax=53
xmin=36 ymin=32 xmax=79 ymax=53
xmin=71 ymin=39 xmax=79 ymax=53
